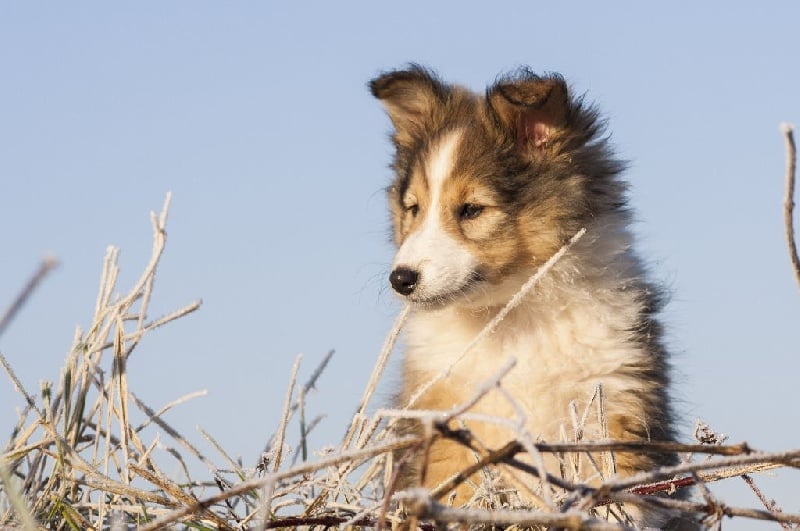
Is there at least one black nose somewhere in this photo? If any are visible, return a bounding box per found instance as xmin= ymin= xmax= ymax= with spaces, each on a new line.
xmin=389 ymin=267 xmax=419 ymax=296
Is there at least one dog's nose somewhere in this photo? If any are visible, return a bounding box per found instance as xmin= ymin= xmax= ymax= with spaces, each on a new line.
xmin=389 ymin=267 xmax=419 ymax=296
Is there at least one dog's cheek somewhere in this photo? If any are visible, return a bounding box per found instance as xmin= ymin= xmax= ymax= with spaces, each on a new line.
xmin=389 ymin=204 xmax=407 ymax=246
xmin=464 ymin=217 xmax=523 ymax=280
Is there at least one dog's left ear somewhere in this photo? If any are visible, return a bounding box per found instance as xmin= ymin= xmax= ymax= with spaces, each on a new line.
xmin=370 ymin=65 xmax=448 ymax=147
xmin=488 ymin=72 xmax=569 ymax=157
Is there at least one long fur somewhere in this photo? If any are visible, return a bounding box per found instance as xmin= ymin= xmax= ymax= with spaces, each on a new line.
xmin=371 ymin=65 xmax=697 ymax=528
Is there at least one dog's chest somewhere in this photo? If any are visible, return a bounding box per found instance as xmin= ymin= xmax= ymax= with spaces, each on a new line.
xmin=402 ymin=295 xmax=644 ymax=439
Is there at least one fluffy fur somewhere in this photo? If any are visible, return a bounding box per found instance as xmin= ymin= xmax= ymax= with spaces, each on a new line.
xmin=370 ymin=65 xmax=695 ymax=528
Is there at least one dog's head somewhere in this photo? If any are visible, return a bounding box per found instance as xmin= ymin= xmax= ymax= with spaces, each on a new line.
xmin=371 ymin=65 xmax=624 ymax=308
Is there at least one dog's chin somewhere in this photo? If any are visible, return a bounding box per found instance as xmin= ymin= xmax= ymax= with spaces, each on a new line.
xmin=403 ymin=271 xmax=535 ymax=311
xmin=404 ymin=293 xmax=462 ymax=310
xmin=402 ymin=279 xmax=486 ymax=310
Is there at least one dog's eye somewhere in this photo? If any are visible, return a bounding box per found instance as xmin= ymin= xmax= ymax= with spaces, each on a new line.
xmin=459 ymin=203 xmax=483 ymax=220
xmin=405 ymin=204 xmax=419 ymax=217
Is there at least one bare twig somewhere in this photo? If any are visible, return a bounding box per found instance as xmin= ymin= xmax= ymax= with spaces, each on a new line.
xmin=0 ymin=258 xmax=59 ymax=418
xmin=0 ymin=256 xmax=59 ymax=339
xmin=533 ymin=440 xmax=754 ymax=457
xmin=742 ymin=474 xmax=792 ymax=530
xmin=609 ymin=491 xmax=800 ymax=526
xmin=398 ymin=488 xmax=632 ymax=530
xmin=597 ymin=448 xmax=800 ymax=493
xmin=271 ymin=354 xmax=302 ymax=473
xmin=0 ymin=351 xmax=40 ymax=415
xmin=343 ymin=305 xmax=410 ymax=448
xmin=781 ymin=123 xmax=800 ymax=290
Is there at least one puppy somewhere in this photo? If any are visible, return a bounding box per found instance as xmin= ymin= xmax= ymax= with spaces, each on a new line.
xmin=370 ymin=65 xmax=696 ymax=528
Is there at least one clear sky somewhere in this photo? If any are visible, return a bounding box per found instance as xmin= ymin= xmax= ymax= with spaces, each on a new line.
xmin=1 ymin=3 xmax=798 ymax=527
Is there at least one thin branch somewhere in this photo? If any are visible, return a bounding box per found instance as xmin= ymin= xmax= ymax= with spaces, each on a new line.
xmin=343 ymin=305 xmax=409 ymax=448
xmin=397 ymin=488 xmax=633 ymax=530
xmin=597 ymin=448 xmax=800 ymax=493
xmin=433 ymin=425 xmax=578 ymax=493
xmin=0 ymin=259 xmax=59 ymax=421
xmin=434 ymin=427 xmax=796 ymax=502
xmin=271 ymin=354 xmax=302 ymax=473
xmin=781 ymin=123 xmax=800 ymax=290
xmin=609 ymin=491 xmax=800 ymax=526
xmin=0 ymin=256 xmax=59 ymax=338
xmin=262 ymin=514 xmax=438 ymax=530
xmin=0 ymin=351 xmax=40 ymax=416
xmin=533 ymin=440 xmax=754 ymax=457
xmin=742 ymin=474 xmax=793 ymax=530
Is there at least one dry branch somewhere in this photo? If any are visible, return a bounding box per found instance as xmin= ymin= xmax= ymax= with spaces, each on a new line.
xmin=0 ymin=256 xmax=58 ymax=339
xmin=398 ymin=488 xmax=632 ymax=530
xmin=741 ymin=474 xmax=793 ymax=530
xmin=782 ymin=123 xmax=800 ymax=290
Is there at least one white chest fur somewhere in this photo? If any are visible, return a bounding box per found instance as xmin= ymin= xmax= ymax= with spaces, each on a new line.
xmin=401 ymin=274 xmax=651 ymax=446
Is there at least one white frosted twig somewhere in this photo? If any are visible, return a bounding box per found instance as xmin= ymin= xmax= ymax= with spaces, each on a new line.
xmin=130 ymin=393 xmax=214 ymax=473
xmin=344 ymin=305 xmax=409 ymax=447
xmin=114 ymin=317 xmax=130 ymax=484
xmin=108 ymin=191 xmax=170 ymax=335
xmin=138 ymin=436 xmax=419 ymax=531
xmin=0 ymin=351 xmax=39 ymax=415
xmin=91 ymin=246 xmax=118 ymax=328
xmin=135 ymin=193 xmax=171 ymax=334
xmin=781 ymin=123 xmax=800 ymax=290
xmin=132 ymin=390 xmax=208 ymax=435
xmin=272 ymin=355 xmax=302 ymax=473
xmin=599 ymin=448 xmax=800 ymax=492
xmin=439 ymin=357 xmax=517 ymax=423
xmin=198 ymin=427 xmax=244 ymax=480
xmin=123 ymin=301 xmax=202 ymax=351
xmin=495 ymin=385 xmax=554 ymax=506
xmin=406 ymin=228 xmax=586 ymax=408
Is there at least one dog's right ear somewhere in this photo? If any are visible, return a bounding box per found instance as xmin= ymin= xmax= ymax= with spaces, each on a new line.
xmin=370 ymin=65 xmax=448 ymax=147
xmin=487 ymin=71 xmax=569 ymax=158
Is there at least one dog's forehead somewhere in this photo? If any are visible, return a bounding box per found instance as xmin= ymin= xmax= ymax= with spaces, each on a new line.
xmin=405 ymin=125 xmax=501 ymax=200
xmin=401 ymin=129 xmax=461 ymax=195
xmin=424 ymin=130 xmax=462 ymax=190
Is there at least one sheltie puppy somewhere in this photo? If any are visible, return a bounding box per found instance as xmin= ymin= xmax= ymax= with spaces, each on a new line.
xmin=370 ymin=65 xmax=696 ymax=528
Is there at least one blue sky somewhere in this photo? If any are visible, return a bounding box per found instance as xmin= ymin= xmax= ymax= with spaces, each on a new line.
xmin=1 ymin=3 xmax=798 ymax=525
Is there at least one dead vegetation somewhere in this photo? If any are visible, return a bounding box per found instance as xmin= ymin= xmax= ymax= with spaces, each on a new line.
xmin=1 ymin=128 xmax=799 ymax=530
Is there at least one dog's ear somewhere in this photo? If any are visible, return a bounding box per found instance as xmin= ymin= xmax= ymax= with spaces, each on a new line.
xmin=370 ymin=65 xmax=448 ymax=147
xmin=488 ymin=72 xmax=569 ymax=157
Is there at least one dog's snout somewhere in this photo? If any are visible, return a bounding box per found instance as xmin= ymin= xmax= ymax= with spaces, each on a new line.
xmin=390 ymin=267 xmax=419 ymax=296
